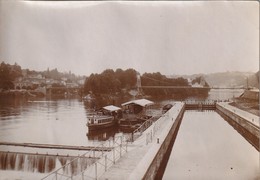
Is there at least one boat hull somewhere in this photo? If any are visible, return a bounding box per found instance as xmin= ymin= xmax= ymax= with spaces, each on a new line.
xmin=118 ymin=118 xmax=142 ymax=132
xmin=87 ymin=120 xmax=117 ymax=131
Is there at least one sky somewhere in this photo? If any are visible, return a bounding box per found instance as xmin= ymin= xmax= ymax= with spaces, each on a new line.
xmin=0 ymin=1 xmax=259 ymax=76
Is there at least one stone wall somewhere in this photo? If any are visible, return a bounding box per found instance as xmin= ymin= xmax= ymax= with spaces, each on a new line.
xmin=142 ymin=104 xmax=185 ymax=179
xmin=216 ymin=104 xmax=259 ymax=152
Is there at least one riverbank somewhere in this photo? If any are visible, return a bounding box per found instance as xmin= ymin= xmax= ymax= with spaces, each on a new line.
xmin=0 ymin=89 xmax=45 ymax=98
xmin=229 ymin=98 xmax=259 ymax=117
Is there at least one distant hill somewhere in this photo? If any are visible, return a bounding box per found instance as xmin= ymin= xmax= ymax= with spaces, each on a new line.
xmin=169 ymin=71 xmax=259 ymax=88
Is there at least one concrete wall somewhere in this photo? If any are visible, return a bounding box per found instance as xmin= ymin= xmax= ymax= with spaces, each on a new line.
xmin=216 ymin=103 xmax=259 ymax=151
xmin=142 ymin=104 xmax=185 ymax=180
xmin=216 ymin=104 xmax=259 ymax=140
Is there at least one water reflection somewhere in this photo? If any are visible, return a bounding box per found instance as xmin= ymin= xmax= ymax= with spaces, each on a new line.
xmin=86 ymin=127 xmax=119 ymax=141
xmin=0 ymin=98 xmax=89 ymax=145
xmin=163 ymin=111 xmax=259 ymax=180
xmin=0 ymin=97 xmax=26 ymax=118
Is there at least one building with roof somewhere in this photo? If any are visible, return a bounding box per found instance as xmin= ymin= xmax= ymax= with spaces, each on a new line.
xmin=121 ymin=99 xmax=154 ymax=114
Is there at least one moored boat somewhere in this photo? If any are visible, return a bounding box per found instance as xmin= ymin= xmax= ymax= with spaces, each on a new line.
xmin=119 ymin=99 xmax=154 ymax=132
xmin=87 ymin=105 xmax=122 ymax=131
xmin=118 ymin=114 xmax=152 ymax=132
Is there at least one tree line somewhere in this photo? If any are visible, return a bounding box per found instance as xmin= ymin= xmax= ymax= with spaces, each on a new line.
xmin=1 ymin=61 xmax=210 ymax=99
xmin=141 ymin=72 xmax=191 ymax=97
xmin=83 ymin=69 xmax=209 ymax=98
xmin=84 ymin=68 xmax=137 ymax=94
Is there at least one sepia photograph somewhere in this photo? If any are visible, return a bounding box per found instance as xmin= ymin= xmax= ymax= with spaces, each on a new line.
xmin=0 ymin=1 xmax=259 ymax=179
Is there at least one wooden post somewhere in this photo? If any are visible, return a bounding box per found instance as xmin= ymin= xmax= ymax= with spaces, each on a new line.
xmin=120 ymin=144 xmax=122 ymax=158
xmin=95 ymin=163 xmax=97 ymax=180
xmin=105 ymin=155 xmax=107 ymax=171
xmin=113 ymin=148 xmax=115 ymax=164
xmin=82 ymin=171 xmax=84 ymax=180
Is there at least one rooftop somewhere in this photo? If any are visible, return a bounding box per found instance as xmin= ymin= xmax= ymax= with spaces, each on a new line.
xmin=121 ymin=99 xmax=154 ymax=107
xmin=102 ymin=105 xmax=121 ymax=112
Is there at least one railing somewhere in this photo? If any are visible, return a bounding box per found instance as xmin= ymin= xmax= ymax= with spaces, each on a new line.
xmin=131 ymin=118 xmax=154 ymax=142
xmin=130 ymin=104 xmax=179 ymax=143
xmin=41 ymin=136 xmax=128 ymax=180
xmin=130 ymin=115 xmax=162 ymax=142
xmin=78 ymin=136 xmax=128 ymax=180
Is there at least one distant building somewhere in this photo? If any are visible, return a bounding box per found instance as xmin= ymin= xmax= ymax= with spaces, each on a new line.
xmin=191 ymin=82 xmax=203 ymax=88
xmin=77 ymin=79 xmax=85 ymax=85
xmin=14 ymin=74 xmax=46 ymax=89
xmin=66 ymin=82 xmax=79 ymax=88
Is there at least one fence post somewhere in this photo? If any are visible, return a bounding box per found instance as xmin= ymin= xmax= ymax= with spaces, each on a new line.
xmin=101 ymin=143 xmax=104 ymax=157
xmin=95 ymin=163 xmax=97 ymax=180
xmin=126 ymin=141 xmax=128 ymax=152
xmin=113 ymin=148 xmax=115 ymax=164
xmin=105 ymin=155 xmax=107 ymax=171
xmin=82 ymin=171 xmax=84 ymax=180
xmin=120 ymin=144 xmax=122 ymax=158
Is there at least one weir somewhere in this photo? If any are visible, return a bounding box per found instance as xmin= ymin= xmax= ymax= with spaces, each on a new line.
xmin=0 ymin=139 xmax=114 ymax=176
xmin=0 ymin=151 xmax=97 ymax=174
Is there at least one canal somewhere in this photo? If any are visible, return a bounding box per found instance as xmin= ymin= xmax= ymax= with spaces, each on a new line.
xmin=163 ymin=110 xmax=259 ymax=180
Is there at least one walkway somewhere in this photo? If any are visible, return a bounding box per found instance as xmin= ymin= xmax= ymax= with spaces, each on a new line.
xmin=217 ymin=102 xmax=259 ymax=128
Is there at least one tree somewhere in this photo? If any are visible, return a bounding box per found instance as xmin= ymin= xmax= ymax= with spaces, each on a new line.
xmin=84 ymin=68 xmax=137 ymax=95
xmin=0 ymin=62 xmax=22 ymax=89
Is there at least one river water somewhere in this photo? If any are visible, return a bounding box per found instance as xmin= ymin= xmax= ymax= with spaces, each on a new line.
xmin=1 ymin=89 xmax=257 ymax=179
xmin=0 ymin=98 xmax=92 ymax=146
